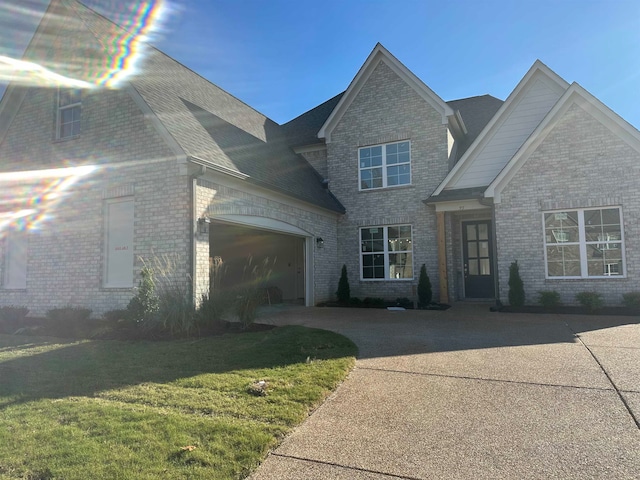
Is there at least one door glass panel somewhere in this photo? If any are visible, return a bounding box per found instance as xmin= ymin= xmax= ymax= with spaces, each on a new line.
xmin=466 ymin=224 xmax=476 ymax=240
xmin=467 ymin=242 xmax=478 ymax=258
xmin=468 ymin=260 xmax=479 ymax=275
xmin=478 ymin=223 xmax=488 ymax=240
xmin=479 ymin=241 xmax=489 ymax=258
xmin=479 ymin=258 xmax=491 ymax=275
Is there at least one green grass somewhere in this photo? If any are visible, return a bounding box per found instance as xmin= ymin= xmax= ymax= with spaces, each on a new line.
xmin=0 ymin=326 xmax=357 ymax=479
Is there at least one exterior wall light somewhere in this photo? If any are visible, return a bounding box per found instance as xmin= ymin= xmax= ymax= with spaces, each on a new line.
xmin=197 ymin=217 xmax=210 ymax=235
xmin=316 ymin=237 xmax=324 ymax=249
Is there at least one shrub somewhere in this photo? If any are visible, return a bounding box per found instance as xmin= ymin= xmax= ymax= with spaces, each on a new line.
xmin=196 ymin=292 xmax=231 ymax=328
xmin=102 ymin=309 xmax=129 ymax=323
xmin=348 ymin=297 xmax=362 ymax=307
xmin=46 ymin=306 xmax=92 ymax=337
xmin=417 ymin=264 xmax=432 ymax=307
xmin=150 ymin=254 xmax=197 ymax=336
xmin=0 ymin=306 xmax=29 ymax=333
xmin=126 ymin=266 xmax=159 ymax=326
xmin=622 ymin=291 xmax=640 ymax=309
xmin=362 ymin=297 xmax=385 ymax=308
xmin=575 ymin=291 xmax=603 ymax=313
xmin=231 ymin=256 xmax=274 ymax=328
xmin=538 ymin=290 xmax=561 ymax=308
xmin=336 ymin=264 xmax=350 ymax=304
xmin=395 ymin=297 xmax=413 ymax=309
xmin=508 ymin=261 xmax=525 ymax=307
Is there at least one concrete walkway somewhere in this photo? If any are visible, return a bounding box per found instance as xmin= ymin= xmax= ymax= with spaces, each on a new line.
xmin=249 ymin=304 xmax=640 ymax=479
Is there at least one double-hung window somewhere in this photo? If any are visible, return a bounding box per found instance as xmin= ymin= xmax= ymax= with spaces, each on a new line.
xmin=543 ymin=207 xmax=625 ymax=278
xmin=57 ymin=88 xmax=81 ymax=139
xmin=359 ymin=140 xmax=410 ymax=190
xmin=360 ymin=225 xmax=413 ymax=280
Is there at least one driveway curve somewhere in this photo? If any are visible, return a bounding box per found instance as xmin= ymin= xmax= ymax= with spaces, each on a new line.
xmin=250 ymin=304 xmax=640 ymax=479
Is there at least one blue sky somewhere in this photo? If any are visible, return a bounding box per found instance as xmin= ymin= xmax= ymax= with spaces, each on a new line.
xmin=2 ymin=0 xmax=640 ymax=128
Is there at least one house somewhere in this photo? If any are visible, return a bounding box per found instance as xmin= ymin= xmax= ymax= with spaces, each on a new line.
xmin=1 ymin=0 xmax=638 ymax=316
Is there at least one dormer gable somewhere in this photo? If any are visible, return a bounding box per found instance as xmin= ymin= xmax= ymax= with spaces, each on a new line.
xmin=432 ymin=60 xmax=569 ymax=195
xmin=485 ymin=82 xmax=640 ymax=202
xmin=317 ymin=43 xmax=455 ymax=143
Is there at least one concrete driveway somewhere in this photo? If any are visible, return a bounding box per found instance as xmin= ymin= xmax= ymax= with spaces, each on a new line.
xmin=249 ymin=304 xmax=640 ymax=479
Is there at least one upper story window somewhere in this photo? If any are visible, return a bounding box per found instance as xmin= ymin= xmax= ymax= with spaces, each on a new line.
xmin=359 ymin=140 xmax=410 ymax=190
xmin=543 ymin=207 xmax=625 ymax=278
xmin=360 ymin=225 xmax=413 ymax=280
xmin=57 ymin=88 xmax=81 ymax=140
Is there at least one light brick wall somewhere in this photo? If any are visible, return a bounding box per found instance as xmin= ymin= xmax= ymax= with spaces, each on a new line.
xmin=299 ymin=148 xmax=329 ymax=179
xmin=0 ymin=87 xmax=189 ymax=316
xmin=496 ymin=103 xmax=640 ymax=306
xmin=196 ymin=178 xmax=339 ymax=304
xmin=327 ymin=60 xmax=449 ymax=302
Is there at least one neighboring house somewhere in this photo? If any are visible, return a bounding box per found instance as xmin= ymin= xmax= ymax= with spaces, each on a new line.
xmin=1 ymin=0 xmax=638 ymax=316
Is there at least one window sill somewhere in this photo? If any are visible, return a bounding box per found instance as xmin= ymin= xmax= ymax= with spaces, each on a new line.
xmin=359 ymin=184 xmax=414 ymax=193
xmin=360 ymin=278 xmax=414 ymax=282
xmin=53 ymin=134 xmax=81 ymax=143
xmin=545 ymin=276 xmax=627 ymax=280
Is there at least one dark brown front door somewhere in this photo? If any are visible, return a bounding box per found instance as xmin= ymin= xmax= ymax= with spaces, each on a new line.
xmin=462 ymin=220 xmax=495 ymax=298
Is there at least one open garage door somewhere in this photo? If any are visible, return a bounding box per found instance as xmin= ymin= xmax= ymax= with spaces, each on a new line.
xmin=210 ymin=219 xmax=310 ymax=305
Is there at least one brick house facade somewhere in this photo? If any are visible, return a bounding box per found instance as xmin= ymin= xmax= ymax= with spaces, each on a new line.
xmin=1 ymin=0 xmax=639 ymax=316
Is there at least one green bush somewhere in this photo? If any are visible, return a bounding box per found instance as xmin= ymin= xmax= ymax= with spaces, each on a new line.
xmin=336 ymin=264 xmax=350 ymax=304
xmin=395 ymin=297 xmax=413 ymax=309
xmin=622 ymin=291 xmax=640 ymax=308
xmin=537 ymin=290 xmax=561 ymax=308
xmin=46 ymin=306 xmax=92 ymax=337
xmin=102 ymin=309 xmax=129 ymax=323
xmin=0 ymin=306 xmax=29 ymax=333
xmin=575 ymin=291 xmax=603 ymax=313
xmin=417 ymin=264 xmax=432 ymax=307
xmin=196 ymin=292 xmax=231 ymax=327
xmin=362 ymin=297 xmax=385 ymax=308
xmin=126 ymin=266 xmax=159 ymax=326
xmin=348 ymin=297 xmax=362 ymax=307
xmin=508 ymin=260 xmax=525 ymax=307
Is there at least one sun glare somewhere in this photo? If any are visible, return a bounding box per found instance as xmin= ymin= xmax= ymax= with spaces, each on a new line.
xmin=0 ymin=165 xmax=99 ymax=233
xmin=0 ymin=0 xmax=169 ymax=90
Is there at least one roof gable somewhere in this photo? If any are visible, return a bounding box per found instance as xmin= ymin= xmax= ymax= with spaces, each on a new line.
xmin=432 ymin=61 xmax=569 ymax=195
xmin=317 ymin=43 xmax=454 ymax=142
xmin=485 ymin=82 xmax=640 ymax=202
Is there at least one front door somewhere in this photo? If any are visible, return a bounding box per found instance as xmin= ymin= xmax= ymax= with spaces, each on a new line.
xmin=462 ymin=220 xmax=495 ymax=298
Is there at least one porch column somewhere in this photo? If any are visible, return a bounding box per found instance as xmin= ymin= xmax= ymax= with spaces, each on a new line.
xmin=436 ymin=211 xmax=449 ymax=304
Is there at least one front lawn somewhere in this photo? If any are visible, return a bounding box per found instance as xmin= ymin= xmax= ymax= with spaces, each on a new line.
xmin=0 ymin=326 xmax=357 ymax=479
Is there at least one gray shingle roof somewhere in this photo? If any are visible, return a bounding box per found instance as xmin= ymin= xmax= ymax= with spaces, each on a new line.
xmin=282 ymin=92 xmax=344 ymax=147
xmin=446 ymin=95 xmax=504 ymax=161
xmin=47 ymin=1 xmax=345 ymax=213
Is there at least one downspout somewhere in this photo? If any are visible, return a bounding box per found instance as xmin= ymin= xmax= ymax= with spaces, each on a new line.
xmin=479 ymin=196 xmax=501 ymax=309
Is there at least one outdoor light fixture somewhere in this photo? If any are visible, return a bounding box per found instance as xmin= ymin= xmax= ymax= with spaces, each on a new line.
xmin=316 ymin=237 xmax=324 ymax=249
xmin=197 ymin=217 xmax=210 ymax=234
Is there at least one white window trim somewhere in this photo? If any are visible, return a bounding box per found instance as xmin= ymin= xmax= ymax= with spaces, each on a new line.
xmin=358 ymin=140 xmax=411 ymax=191
xmin=542 ymin=207 xmax=626 ymax=279
xmin=360 ymin=225 xmax=414 ymax=281
xmin=56 ymin=88 xmax=81 ymax=140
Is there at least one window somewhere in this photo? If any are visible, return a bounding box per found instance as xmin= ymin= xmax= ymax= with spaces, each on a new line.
xmin=57 ymin=88 xmax=81 ymax=139
xmin=3 ymin=232 xmax=27 ymax=289
xmin=104 ymin=197 xmax=134 ymax=287
xmin=543 ymin=207 xmax=625 ymax=278
xmin=360 ymin=225 xmax=413 ymax=280
xmin=359 ymin=140 xmax=410 ymax=190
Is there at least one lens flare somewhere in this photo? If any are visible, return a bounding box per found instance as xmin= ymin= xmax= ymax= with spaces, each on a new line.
xmin=0 ymin=165 xmax=98 ymax=233
xmin=0 ymin=0 xmax=168 ymax=90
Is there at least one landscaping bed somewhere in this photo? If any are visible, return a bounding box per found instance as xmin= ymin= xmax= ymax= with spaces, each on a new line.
xmin=498 ymin=305 xmax=640 ymax=316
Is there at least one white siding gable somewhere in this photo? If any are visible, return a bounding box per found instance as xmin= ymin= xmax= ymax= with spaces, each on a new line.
xmin=447 ymin=75 xmax=566 ymax=190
